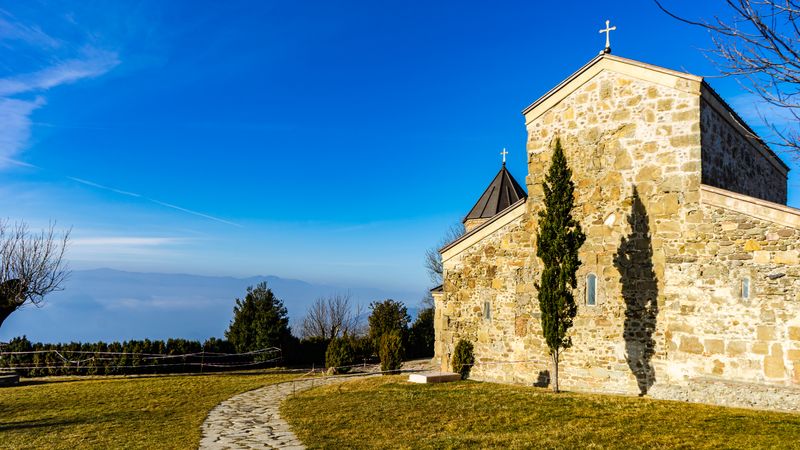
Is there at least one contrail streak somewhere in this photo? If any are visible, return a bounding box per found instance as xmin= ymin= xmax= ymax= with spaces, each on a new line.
xmin=66 ymin=176 xmax=242 ymax=227
xmin=5 ymin=159 xmax=242 ymax=227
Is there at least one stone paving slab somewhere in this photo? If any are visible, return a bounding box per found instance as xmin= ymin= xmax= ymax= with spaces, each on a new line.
xmin=199 ymin=375 xmax=363 ymax=450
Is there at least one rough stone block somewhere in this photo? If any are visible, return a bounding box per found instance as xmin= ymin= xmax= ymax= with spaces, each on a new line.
xmin=774 ymin=251 xmax=799 ymax=265
xmin=704 ymin=339 xmax=724 ymax=354
xmin=789 ymin=327 xmax=800 ymax=341
xmin=753 ymin=251 xmax=771 ymax=264
xmin=727 ymin=341 xmax=747 ymax=356
xmin=712 ymin=359 xmax=725 ymax=375
xmin=757 ymin=326 xmax=776 ymax=341
xmin=679 ymin=336 xmax=704 ymax=354
xmin=764 ymin=356 xmax=786 ymax=379
xmin=753 ymin=342 xmax=770 ymax=355
xmin=743 ymin=240 xmax=762 ymax=251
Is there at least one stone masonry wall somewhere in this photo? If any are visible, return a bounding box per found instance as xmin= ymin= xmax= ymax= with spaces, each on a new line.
xmin=659 ymin=201 xmax=800 ymax=388
xmin=700 ymin=99 xmax=787 ymax=204
xmin=441 ymin=69 xmax=703 ymax=395
xmin=435 ymin=214 xmax=541 ymax=382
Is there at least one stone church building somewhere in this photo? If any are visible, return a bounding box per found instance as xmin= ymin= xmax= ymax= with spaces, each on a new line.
xmin=433 ymin=53 xmax=800 ymax=411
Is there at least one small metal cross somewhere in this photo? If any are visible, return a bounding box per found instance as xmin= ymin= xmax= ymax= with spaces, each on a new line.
xmin=500 ymin=148 xmax=508 ymax=165
xmin=599 ymin=20 xmax=617 ymax=54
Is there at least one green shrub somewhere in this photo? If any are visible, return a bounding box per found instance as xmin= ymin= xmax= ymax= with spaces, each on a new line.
xmin=452 ymin=339 xmax=474 ymax=379
xmin=325 ymin=337 xmax=354 ymax=374
xmin=368 ymin=299 xmax=410 ymax=349
xmin=378 ymin=331 xmax=404 ymax=374
xmin=347 ymin=334 xmax=374 ymax=364
xmin=408 ymin=307 xmax=434 ymax=358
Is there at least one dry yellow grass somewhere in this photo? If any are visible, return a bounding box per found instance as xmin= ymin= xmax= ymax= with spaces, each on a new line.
xmin=282 ymin=376 xmax=800 ymax=449
xmin=0 ymin=371 xmax=295 ymax=449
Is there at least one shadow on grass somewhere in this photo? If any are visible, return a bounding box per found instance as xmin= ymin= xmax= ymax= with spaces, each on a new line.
xmin=9 ymin=368 xmax=297 ymax=387
xmin=0 ymin=416 xmax=95 ymax=432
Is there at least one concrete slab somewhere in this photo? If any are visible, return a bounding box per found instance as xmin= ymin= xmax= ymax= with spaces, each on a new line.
xmin=408 ymin=372 xmax=461 ymax=384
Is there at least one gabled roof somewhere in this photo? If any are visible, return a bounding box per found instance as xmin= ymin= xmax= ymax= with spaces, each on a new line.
xmin=521 ymin=53 xmax=788 ymax=174
xmin=522 ymin=53 xmax=703 ymax=123
xmin=464 ymin=164 xmax=527 ymax=222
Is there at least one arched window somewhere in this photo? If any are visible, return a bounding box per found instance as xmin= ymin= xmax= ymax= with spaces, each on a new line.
xmin=586 ymin=274 xmax=597 ymax=306
xmin=741 ymin=277 xmax=751 ymax=299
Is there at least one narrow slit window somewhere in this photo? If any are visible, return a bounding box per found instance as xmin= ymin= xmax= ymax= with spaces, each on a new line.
xmin=741 ymin=277 xmax=751 ymax=299
xmin=483 ymin=300 xmax=491 ymax=321
xmin=586 ymin=274 xmax=597 ymax=306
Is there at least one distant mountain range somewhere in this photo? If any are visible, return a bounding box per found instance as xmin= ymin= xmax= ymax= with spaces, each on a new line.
xmin=0 ymin=268 xmax=421 ymax=343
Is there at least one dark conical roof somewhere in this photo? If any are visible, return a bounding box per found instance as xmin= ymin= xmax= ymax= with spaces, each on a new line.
xmin=464 ymin=164 xmax=527 ymax=221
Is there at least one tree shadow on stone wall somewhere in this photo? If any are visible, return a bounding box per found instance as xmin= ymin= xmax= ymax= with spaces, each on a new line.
xmin=613 ymin=186 xmax=659 ymax=396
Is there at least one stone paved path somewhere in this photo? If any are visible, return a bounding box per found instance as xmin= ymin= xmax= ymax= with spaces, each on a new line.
xmin=198 ymin=375 xmax=360 ymax=450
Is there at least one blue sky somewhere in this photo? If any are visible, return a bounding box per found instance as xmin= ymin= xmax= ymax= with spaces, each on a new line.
xmin=1 ymin=0 xmax=798 ymax=301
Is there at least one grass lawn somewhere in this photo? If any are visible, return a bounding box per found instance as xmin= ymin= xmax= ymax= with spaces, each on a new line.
xmin=0 ymin=371 xmax=296 ymax=449
xmin=282 ymin=376 xmax=800 ymax=449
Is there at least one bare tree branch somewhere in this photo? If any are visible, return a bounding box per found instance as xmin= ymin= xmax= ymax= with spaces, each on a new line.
xmin=655 ymin=0 xmax=800 ymax=153
xmin=300 ymin=292 xmax=362 ymax=339
xmin=0 ymin=220 xmax=71 ymax=329
xmin=424 ymin=223 xmax=466 ymax=286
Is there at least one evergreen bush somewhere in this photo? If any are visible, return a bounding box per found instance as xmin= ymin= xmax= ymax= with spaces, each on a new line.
xmin=325 ymin=336 xmax=354 ymax=374
xmin=452 ymin=339 xmax=474 ymax=379
xmin=378 ymin=331 xmax=404 ymax=374
xmin=368 ymin=299 xmax=410 ymax=349
xmin=408 ymin=307 xmax=434 ymax=358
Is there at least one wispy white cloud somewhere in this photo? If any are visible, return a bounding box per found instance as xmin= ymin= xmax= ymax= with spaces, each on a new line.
xmin=68 ymin=235 xmax=189 ymax=262
xmin=103 ymin=296 xmax=215 ymax=311
xmin=0 ymin=49 xmax=119 ymax=97
xmin=72 ymin=236 xmax=186 ymax=247
xmin=0 ymin=96 xmax=45 ymax=163
xmin=0 ymin=9 xmax=61 ymax=49
xmin=0 ymin=11 xmax=120 ymax=167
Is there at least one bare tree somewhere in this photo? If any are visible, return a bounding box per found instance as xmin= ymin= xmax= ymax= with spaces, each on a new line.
xmin=655 ymin=0 xmax=800 ymax=152
xmin=0 ymin=221 xmax=70 ymax=329
xmin=424 ymin=223 xmax=466 ymax=286
xmin=300 ymin=293 xmax=362 ymax=339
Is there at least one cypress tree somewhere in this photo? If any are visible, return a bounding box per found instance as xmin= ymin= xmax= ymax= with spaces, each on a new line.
xmin=535 ymin=138 xmax=586 ymax=393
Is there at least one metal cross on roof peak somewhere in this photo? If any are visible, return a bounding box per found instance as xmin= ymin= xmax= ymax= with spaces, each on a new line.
xmin=500 ymin=148 xmax=508 ymax=165
xmin=599 ymin=20 xmax=617 ymax=54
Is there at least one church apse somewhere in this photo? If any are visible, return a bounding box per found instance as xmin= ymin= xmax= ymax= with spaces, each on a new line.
xmin=613 ymin=186 xmax=658 ymax=396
